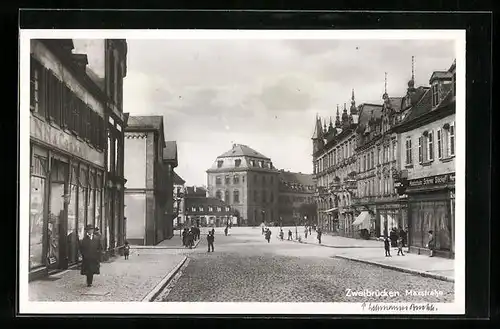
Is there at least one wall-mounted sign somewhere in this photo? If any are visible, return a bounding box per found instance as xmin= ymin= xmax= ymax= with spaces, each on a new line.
xmin=30 ymin=117 xmax=105 ymax=167
xmin=407 ymin=173 xmax=455 ymax=188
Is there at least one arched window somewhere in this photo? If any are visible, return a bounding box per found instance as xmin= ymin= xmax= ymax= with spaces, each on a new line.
xmin=225 ymin=190 xmax=230 ymax=203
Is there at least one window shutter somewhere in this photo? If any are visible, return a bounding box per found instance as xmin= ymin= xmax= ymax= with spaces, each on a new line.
xmin=418 ymin=136 xmax=423 ymax=163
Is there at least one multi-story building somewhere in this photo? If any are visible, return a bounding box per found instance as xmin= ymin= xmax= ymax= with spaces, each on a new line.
xmin=184 ymin=186 xmax=235 ymax=227
xmin=173 ymin=172 xmax=186 ymax=228
xmin=124 ymin=116 xmax=171 ymax=245
xmin=206 ymin=144 xmax=279 ymax=226
xmin=352 ymin=70 xmax=430 ymax=238
xmin=278 ymin=170 xmax=316 ymax=226
xmin=162 ymin=141 xmax=178 ymax=239
xmin=312 ymin=92 xmax=360 ymax=237
xmin=394 ymin=60 xmax=456 ymax=258
xmin=28 ymin=38 xmax=127 ymax=280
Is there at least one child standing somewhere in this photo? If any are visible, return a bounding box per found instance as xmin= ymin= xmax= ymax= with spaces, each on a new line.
xmin=397 ymin=237 xmax=405 ymax=256
xmin=384 ymin=236 xmax=391 ymax=257
xmin=124 ymin=241 xmax=130 ymax=260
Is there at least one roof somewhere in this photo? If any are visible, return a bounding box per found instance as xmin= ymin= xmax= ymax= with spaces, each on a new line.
xmin=279 ymin=171 xmax=315 ymax=186
xmin=401 ymin=84 xmax=453 ymax=123
xmin=185 ymin=197 xmax=230 ymax=207
xmin=126 ymin=116 xmax=164 ymax=130
xmin=429 ymin=71 xmax=453 ymax=84
xmin=185 ymin=186 xmax=207 ymax=196
xmin=218 ymin=144 xmax=270 ymax=160
xmin=387 ymin=97 xmax=403 ymax=113
xmin=173 ymin=171 xmax=185 ymax=185
xmin=357 ymin=103 xmax=383 ymax=130
xmin=163 ymin=141 xmax=178 ymax=161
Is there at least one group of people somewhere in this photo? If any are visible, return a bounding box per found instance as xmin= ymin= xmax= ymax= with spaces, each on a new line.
xmin=182 ymin=226 xmax=201 ymax=248
xmin=384 ymin=226 xmax=409 ymax=257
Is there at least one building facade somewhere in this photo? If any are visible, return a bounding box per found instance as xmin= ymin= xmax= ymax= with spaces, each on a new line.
xmin=394 ymin=60 xmax=456 ymax=258
xmin=278 ymin=170 xmax=315 ymax=226
xmin=173 ymin=172 xmax=186 ymax=228
xmin=162 ymin=141 xmax=178 ymax=239
xmin=206 ymin=144 xmax=279 ymax=226
xmin=124 ymin=116 xmax=169 ymax=246
xmin=312 ymin=93 xmax=360 ymax=237
xmin=29 ymin=38 xmax=127 ymax=280
xmin=185 ymin=194 xmax=236 ymax=227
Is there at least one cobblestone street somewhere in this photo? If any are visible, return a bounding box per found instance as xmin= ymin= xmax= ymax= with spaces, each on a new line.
xmin=159 ymin=228 xmax=454 ymax=303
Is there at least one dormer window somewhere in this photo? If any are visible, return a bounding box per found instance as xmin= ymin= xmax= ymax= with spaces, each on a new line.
xmin=431 ymin=83 xmax=439 ymax=107
xmin=235 ymin=159 xmax=241 ymax=167
xmin=217 ymin=160 xmax=223 ymax=168
xmin=259 ymin=160 xmax=264 ymax=168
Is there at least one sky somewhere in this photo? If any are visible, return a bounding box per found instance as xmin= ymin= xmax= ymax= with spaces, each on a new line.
xmin=122 ymin=38 xmax=456 ymax=187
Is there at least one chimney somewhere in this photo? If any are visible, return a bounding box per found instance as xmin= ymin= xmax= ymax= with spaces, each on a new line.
xmin=72 ymin=54 xmax=88 ymax=71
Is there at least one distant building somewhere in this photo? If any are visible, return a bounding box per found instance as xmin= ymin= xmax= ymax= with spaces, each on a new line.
xmin=278 ymin=170 xmax=316 ymax=226
xmin=184 ymin=186 xmax=236 ymax=227
xmin=206 ymin=144 xmax=279 ymax=226
xmin=173 ymin=172 xmax=186 ymax=228
xmin=124 ymin=116 xmax=171 ymax=245
xmin=394 ymin=60 xmax=456 ymax=258
xmin=312 ymin=92 xmax=362 ymax=236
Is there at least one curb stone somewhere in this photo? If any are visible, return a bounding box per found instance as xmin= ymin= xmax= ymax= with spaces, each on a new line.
xmin=286 ymin=238 xmax=381 ymax=249
xmin=132 ymin=239 xmax=201 ymax=250
xmin=142 ymin=256 xmax=188 ymax=302
xmin=332 ymin=254 xmax=454 ymax=282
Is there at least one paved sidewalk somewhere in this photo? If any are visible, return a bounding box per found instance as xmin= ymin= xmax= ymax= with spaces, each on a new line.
xmin=29 ymin=249 xmax=186 ymax=302
xmin=333 ymin=247 xmax=455 ymax=282
xmin=131 ymin=235 xmax=200 ymax=249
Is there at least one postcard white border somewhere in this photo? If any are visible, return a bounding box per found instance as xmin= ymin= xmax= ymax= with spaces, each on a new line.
xmin=19 ymin=29 xmax=465 ymax=315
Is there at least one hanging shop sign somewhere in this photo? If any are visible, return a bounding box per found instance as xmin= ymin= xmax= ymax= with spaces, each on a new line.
xmin=31 ymin=117 xmax=105 ymax=167
xmin=407 ymin=173 xmax=455 ymax=188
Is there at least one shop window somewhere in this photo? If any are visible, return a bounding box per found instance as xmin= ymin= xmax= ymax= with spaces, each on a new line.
xmin=30 ymin=155 xmax=47 ymax=270
xmin=67 ymin=164 xmax=79 ymax=264
xmin=87 ymin=171 xmax=95 ymax=227
xmin=78 ymin=166 xmax=88 ymax=248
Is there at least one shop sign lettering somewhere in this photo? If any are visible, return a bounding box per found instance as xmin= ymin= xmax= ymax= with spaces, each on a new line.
xmin=31 ymin=117 xmax=104 ymax=167
xmin=408 ymin=173 xmax=455 ymax=188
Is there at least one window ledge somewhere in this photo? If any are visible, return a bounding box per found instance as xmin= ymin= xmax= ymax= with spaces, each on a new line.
xmin=404 ymin=164 xmax=414 ymax=169
xmin=440 ymin=156 xmax=455 ymax=163
xmin=420 ymin=160 xmax=434 ymax=167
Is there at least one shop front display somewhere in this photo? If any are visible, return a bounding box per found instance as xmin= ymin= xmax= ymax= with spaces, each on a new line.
xmin=29 ymin=154 xmax=47 ymax=270
xmin=48 ymin=158 xmax=67 ymax=270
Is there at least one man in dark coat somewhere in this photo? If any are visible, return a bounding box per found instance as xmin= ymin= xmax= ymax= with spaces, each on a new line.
xmin=79 ymin=224 xmax=102 ymax=287
xmin=182 ymin=228 xmax=188 ymax=247
xmin=207 ymin=231 xmax=215 ymax=252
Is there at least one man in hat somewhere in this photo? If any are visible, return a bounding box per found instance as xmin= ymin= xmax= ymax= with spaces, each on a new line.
xmin=79 ymin=224 xmax=102 ymax=287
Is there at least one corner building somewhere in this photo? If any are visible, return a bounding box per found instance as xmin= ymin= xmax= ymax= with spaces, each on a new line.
xmin=28 ymin=39 xmax=127 ymax=280
xmin=206 ymin=144 xmax=279 ymax=226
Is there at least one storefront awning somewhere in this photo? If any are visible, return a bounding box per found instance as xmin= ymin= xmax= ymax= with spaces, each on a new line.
xmin=323 ymin=207 xmax=338 ymax=213
xmin=352 ymin=211 xmax=371 ymax=230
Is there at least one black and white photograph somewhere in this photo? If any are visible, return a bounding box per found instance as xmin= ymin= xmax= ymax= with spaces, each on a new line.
xmin=19 ymin=29 xmax=465 ymax=315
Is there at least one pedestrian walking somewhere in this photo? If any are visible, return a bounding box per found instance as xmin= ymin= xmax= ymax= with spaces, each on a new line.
xmin=211 ymin=227 xmax=215 ymax=236
xmin=427 ymin=230 xmax=435 ymax=257
xmin=317 ymin=228 xmax=322 ymax=244
xmin=396 ymin=237 xmax=405 ymax=256
xmin=224 ymin=226 xmax=228 ymax=236
xmin=309 ymin=226 xmax=312 ymax=235
xmin=79 ymin=224 xmax=102 ymax=287
xmin=288 ymin=229 xmax=292 ymax=241
xmin=279 ymin=229 xmax=284 ymax=240
xmin=207 ymin=231 xmax=215 ymax=252
xmin=398 ymin=226 xmax=407 ymax=248
xmin=265 ymin=228 xmax=271 ymax=243
xmin=304 ymin=227 xmax=308 ymax=239
xmin=390 ymin=227 xmax=398 ymax=248
xmin=384 ymin=236 xmax=391 ymax=257
xmin=123 ymin=241 xmax=130 ymax=260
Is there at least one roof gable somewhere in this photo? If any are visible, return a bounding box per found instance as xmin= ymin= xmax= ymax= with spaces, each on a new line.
xmin=126 ymin=116 xmax=164 ymax=130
